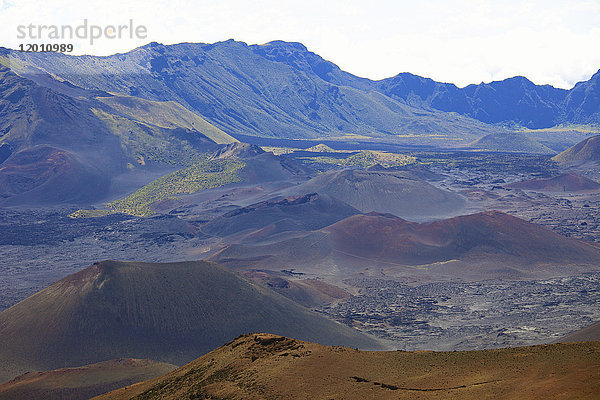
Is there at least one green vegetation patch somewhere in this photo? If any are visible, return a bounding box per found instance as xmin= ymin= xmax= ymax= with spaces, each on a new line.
xmin=97 ymin=96 xmax=238 ymax=144
xmin=300 ymin=150 xmax=416 ymax=169
xmin=414 ymin=151 xmax=558 ymax=175
xmin=91 ymin=108 xmax=208 ymax=167
xmin=107 ymin=159 xmax=246 ymax=217
xmin=304 ymin=143 xmax=338 ymax=152
xmin=344 ymin=151 xmax=416 ymax=168
xmin=517 ymin=124 xmax=600 ymax=134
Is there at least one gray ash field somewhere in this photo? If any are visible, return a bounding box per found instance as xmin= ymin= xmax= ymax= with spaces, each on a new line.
xmin=318 ymin=273 xmax=600 ymax=351
xmin=1 ymin=149 xmax=600 ymax=352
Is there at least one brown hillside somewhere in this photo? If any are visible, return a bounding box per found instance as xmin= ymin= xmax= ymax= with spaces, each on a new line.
xmin=94 ymin=333 xmax=600 ymax=400
xmin=0 ymin=359 xmax=175 ymax=400
xmin=211 ymin=211 xmax=600 ymax=280
xmin=0 ymin=145 xmax=109 ymax=205
xmin=241 ymin=270 xmax=351 ymax=308
xmin=201 ymin=193 xmax=360 ymax=240
xmin=0 ymin=260 xmax=380 ymax=382
xmin=325 ymin=210 xmax=600 ymax=264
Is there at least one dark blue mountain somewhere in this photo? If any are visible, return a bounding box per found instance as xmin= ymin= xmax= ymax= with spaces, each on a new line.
xmin=563 ymin=69 xmax=600 ymax=124
xmin=250 ymin=42 xmax=599 ymax=129
xmin=377 ymin=74 xmax=571 ymax=129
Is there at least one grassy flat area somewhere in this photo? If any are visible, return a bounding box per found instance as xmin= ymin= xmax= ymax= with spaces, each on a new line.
xmin=517 ymin=124 xmax=600 ymax=134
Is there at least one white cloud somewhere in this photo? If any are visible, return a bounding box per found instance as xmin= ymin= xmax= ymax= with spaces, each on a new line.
xmin=0 ymin=0 xmax=598 ymax=88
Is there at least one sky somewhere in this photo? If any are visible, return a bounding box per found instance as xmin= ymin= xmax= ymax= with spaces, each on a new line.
xmin=1 ymin=0 xmax=599 ymax=89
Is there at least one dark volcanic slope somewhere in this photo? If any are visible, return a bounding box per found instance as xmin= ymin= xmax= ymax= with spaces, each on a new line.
xmin=95 ymin=333 xmax=600 ymax=400
xmin=0 ymin=359 xmax=176 ymax=400
xmin=201 ymin=193 xmax=360 ymax=240
xmin=211 ymin=211 xmax=600 ymax=280
xmin=212 ymin=143 xmax=306 ymax=182
xmin=0 ymin=145 xmax=109 ymax=205
xmin=0 ymin=66 xmax=117 ymax=155
xmin=559 ymin=321 xmax=600 ymax=343
xmin=284 ymin=169 xmax=466 ymax=219
xmin=0 ymin=66 xmax=122 ymax=204
xmin=508 ymin=172 xmax=600 ymax=192
xmin=0 ymin=64 xmax=234 ymax=204
xmin=324 ymin=211 xmax=600 ymax=264
xmin=0 ymin=260 xmax=380 ymax=382
xmin=552 ymin=135 xmax=600 ymax=164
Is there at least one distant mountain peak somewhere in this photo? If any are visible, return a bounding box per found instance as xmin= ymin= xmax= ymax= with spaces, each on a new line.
xmin=144 ymin=41 xmax=163 ymax=48
xmin=260 ymin=40 xmax=309 ymax=52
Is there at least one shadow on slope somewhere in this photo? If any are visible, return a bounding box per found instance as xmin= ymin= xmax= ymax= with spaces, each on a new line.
xmin=0 ymin=65 xmax=234 ymax=205
xmin=200 ymin=192 xmax=360 ymax=241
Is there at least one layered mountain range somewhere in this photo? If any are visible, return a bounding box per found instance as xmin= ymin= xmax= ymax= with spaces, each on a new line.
xmin=1 ymin=42 xmax=499 ymax=145
xmin=1 ymin=40 xmax=599 ymax=204
xmin=1 ymin=39 xmax=600 ymax=399
xmin=4 ymin=40 xmax=599 ymax=138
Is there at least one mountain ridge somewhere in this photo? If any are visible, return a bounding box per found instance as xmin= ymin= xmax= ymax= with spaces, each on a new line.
xmin=3 ymin=41 xmax=599 ymax=133
xmin=0 ymin=63 xmax=238 ymax=204
xmin=0 ymin=42 xmax=508 ymax=146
